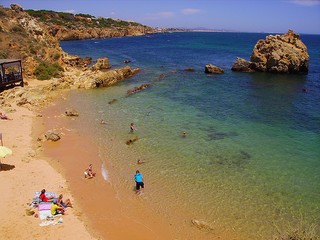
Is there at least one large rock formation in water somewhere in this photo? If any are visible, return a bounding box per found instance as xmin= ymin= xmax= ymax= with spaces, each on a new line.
xmin=232 ymin=30 xmax=309 ymax=73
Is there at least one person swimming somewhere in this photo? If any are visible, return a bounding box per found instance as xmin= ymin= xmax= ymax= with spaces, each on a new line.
xmin=181 ymin=131 xmax=187 ymax=137
xmin=137 ymin=159 xmax=145 ymax=164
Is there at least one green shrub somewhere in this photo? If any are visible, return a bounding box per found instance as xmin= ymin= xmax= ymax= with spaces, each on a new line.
xmin=0 ymin=51 xmax=8 ymax=58
xmin=35 ymin=62 xmax=63 ymax=80
xmin=58 ymin=12 xmax=74 ymax=21
xmin=75 ymin=13 xmax=94 ymax=18
xmin=11 ymin=25 xmax=26 ymax=34
xmin=0 ymin=9 xmax=7 ymax=17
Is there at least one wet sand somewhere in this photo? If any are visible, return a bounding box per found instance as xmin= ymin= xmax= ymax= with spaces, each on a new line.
xmin=40 ymin=101 xmax=176 ymax=239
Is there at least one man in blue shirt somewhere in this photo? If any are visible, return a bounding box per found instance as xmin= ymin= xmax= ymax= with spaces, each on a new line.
xmin=134 ymin=170 xmax=144 ymax=194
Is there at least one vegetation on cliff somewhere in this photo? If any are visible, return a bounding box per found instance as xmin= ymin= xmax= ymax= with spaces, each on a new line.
xmin=35 ymin=62 xmax=64 ymax=80
xmin=25 ymin=10 xmax=143 ymax=29
xmin=24 ymin=8 xmax=156 ymax=41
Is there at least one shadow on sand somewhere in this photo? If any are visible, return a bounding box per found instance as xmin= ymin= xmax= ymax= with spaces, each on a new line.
xmin=0 ymin=163 xmax=15 ymax=171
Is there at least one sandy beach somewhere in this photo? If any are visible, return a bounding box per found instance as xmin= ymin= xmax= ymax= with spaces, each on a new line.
xmin=0 ymin=96 xmax=97 ymax=239
xmin=0 ymin=80 xmax=176 ymax=240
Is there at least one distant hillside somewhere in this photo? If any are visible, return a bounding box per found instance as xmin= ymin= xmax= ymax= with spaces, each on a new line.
xmin=25 ymin=10 xmax=143 ymax=28
xmin=25 ymin=9 xmax=156 ymax=40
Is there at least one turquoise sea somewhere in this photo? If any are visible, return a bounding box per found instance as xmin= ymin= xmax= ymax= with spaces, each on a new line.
xmin=60 ymin=32 xmax=320 ymax=238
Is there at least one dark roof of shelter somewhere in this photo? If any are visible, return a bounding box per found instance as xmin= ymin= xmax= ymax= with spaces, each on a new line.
xmin=0 ymin=59 xmax=21 ymax=64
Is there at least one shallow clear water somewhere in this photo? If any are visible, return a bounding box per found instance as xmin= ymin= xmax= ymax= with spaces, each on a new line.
xmin=61 ymin=32 xmax=320 ymax=238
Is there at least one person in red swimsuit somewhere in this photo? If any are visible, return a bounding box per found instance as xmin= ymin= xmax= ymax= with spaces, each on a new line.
xmin=39 ymin=189 xmax=54 ymax=202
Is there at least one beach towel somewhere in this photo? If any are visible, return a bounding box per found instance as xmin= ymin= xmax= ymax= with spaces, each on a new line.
xmin=39 ymin=209 xmax=52 ymax=220
xmin=32 ymin=191 xmax=58 ymax=205
xmin=38 ymin=209 xmax=62 ymax=220
xmin=39 ymin=217 xmax=63 ymax=227
xmin=34 ymin=191 xmax=58 ymax=198
xmin=38 ymin=203 xmax=52 ymax=211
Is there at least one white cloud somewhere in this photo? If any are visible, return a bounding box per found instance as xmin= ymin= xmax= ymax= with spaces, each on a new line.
xmin=63 ymin=10 xmax=76 ymax=13
xmin=110 ymin=11 xmax=116 ymax=15
xmin=286 ymin=0 xmax=320 ymax=6
xmin=181 ymin=8 xmax=201 ymax=15
xmin=145 ymin=11 xmax=175 ymax=20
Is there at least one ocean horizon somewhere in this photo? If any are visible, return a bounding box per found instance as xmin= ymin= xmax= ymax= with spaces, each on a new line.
xmin=60 ymin=32 xmax=320 ymax=239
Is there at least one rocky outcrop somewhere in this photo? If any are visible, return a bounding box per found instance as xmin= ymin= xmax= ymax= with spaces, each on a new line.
xmin=232 ymin=30 xmax=309 ymax=73
xmin=62 ymin=55 xmax=92 ymax=68
xmin=231 ymin=58 xmax=255 ymax=72
xmin=62 ymin=65 xmax=140 ymax=89
xmin=43 ymin=130 xmax=61 ymax=142
xmin=127 ymin=83 xmax=151 ymax=96
xmin=91 ymin=58 xmax=111 ymax=71
xmin=205 ymin=64 xmax=224 ymax=74
xmin=10 ymin=4 xmax=23 ymax=13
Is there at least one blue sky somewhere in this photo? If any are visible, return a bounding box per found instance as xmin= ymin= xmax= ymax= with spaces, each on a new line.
xmin=2 ymin=0 xmax=320 ymax=34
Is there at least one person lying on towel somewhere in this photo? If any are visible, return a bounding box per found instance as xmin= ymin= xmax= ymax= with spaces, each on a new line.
xmin=39 ymin=189 xmax=54 ymax=202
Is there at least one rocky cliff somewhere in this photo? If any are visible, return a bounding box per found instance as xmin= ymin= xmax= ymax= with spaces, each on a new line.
xmin=25 ymin=9 xmax=156 ymax=41
xmin=0 ymin=4 xmax=65 ymax=77
xmin=0 ymin=4 xmax=155 ymax=79
xmin=232 ymin=30 xmax=309 ymax=73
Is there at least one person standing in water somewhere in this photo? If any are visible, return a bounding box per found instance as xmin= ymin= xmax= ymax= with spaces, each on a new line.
xmin=84 ymin=164 xmax=96 ymax=178
xmin=134 ymin=170 xmax=144 ymax=194
xmin=130 ymin=122 xmax=136 ymax=132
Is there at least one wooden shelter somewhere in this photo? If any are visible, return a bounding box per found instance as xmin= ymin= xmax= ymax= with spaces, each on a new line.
xmin=0 ymin=59 xmax=24 ymax=89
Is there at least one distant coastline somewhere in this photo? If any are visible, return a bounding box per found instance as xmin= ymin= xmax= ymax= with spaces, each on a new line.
xmin=156 ymin=27 xmax=231 ymax=33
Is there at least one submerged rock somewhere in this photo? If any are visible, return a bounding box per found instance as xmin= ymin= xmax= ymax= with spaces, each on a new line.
xmin=184 ymin=68 xmax=195 ymax=72
xmin=127 ymin=83 xmax=151 ymax=96
xmin=191 ymin=219 xmax=214 ymax=231
xmin=108 ymin=99 xmax=118 ymax=104
xmin=207 ymin=131 xmax=238 ymax=141
xmin=65 ymin=109 xmax=79 ymax=117
xmin=126 ymin=137 xmax=139 ymax=145
xmin=44 ymin=130 xmax=61 ymax=142
xmin=210 ymin=150 xmax=251 ymax=169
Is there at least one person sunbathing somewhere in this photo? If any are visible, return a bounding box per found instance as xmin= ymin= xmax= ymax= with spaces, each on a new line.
xmin=57 ymin=194 xmax=72 ymax=208
xmin=84 ymin=164 xmax=96 ymax=178
xmin=39 ymin=189 xmax=54 ymax=202
xmin=0 ymin=112 xmax=12 ymax=120
xmin=51 ymin=199 xmax=65 ymax=215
